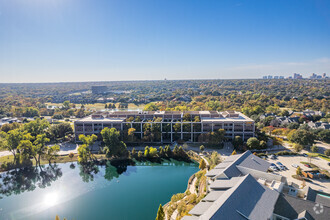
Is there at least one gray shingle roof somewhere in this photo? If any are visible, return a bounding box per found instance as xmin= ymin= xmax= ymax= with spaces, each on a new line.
xmin=306 ymin=187 xmax=330 ymax=207
xmin=274 ymin=193 xmax=330 ymax=220
xmin=181 ymin=216 xmax=200 ymax=220
xmin=209 ymin=177 xmax=243 ymax=190
xmin=202 ymin=191 xmax=226 ymax=202
xmin=205 ymin=168 xmax=225 ymax=177
xmin=190 ymin=174 xmax=279 ymax=220
xmin=189 ymin=201 xmax=213 ymax=216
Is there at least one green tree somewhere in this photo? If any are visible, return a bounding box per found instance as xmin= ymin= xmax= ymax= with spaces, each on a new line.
xmin=155 ymin=204 xmax=165 ymax=220
xmin=288 ymin=130 xmax=315 ymax=146
xmin=200 ymin=145 xmax=205 ymax=152
xmin=127 ymin=127 xmax=136 ymax=142
xmin=63 ymin=101 xmax=71 ymax=110
xmin=33 ymin=134 xmax=50 ymax=167
xmin=144 ymin=146 xmax=150 ymax=157
xmin=296 ymin=167 xmax=302 ymax=176
xmin=77 ymin=144 xmax=90 ymax=164
xmin=199 ymin=159 xmax=206 ymax=170
xmin=232 ymin=136 xmax=243 ymax=150
xmin=101 ymin=127 xmax=128 ymax=158
xmin=324 ymin=149 xmax=330 ymax=156
xmin=293 ymin=143 xmax=304 ymax=153
xmin=143 ymin=103 xmax=159 ymax=111
xmin=23 ymin=118 xmax=50 ymax=137
xmin=247 ymin=137 xmax=260 ymax=149
xmin=131 ymin=148 xmax=137 ymax=158
xmin=318 ymin=130 xmax=330 ymax=143
xmin=49 ymin=123 xmax=73 ymax=140
xmin=68 ymin=152 xmax=74 ymax=161
xmin=44 ymin=145 xmax=60 ymax=165
xmin=0 ymin=129 xmax=23 ymax=164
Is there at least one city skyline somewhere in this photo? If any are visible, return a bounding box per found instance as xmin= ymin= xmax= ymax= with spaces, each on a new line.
xmin=1 ymin=0 xmax=330 ymax=83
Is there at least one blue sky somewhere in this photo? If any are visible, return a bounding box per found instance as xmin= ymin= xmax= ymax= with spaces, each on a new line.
xmin=1 ymin=0 xmax=330 ymax=83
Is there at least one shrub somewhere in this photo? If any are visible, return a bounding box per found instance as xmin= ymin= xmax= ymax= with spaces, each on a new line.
xmin=325 ymin=149 xmax=330 ymax=156
xmin=293 ymin=143 xmax=304 ymax=153
xmin=275 ymin=151 xmax=297 ymax=156
xmin=311 ymin=145 xmax=318 ymax=153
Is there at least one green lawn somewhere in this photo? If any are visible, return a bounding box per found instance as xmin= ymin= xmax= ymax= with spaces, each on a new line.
xmin=306 ymin=153 xmax=330 ymax=162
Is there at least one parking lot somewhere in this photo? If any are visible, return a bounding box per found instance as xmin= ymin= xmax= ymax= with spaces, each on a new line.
xmin=266 ymin=155 xmax=330 ymax=193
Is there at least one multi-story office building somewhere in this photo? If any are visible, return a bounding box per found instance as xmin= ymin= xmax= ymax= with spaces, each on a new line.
xmin=74 ymin=110 xmax=255 ymax=143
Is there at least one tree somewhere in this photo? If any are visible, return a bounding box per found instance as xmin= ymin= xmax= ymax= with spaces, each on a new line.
xmin=232 ymin=136 xmax=243 ymax=150
xmin=17 ymin=140 xmax=35 ymax=165
xmin=199 ymin=159 xmax=206 ymax=170
xmin=0 ymin=129 xmax=23 ymax=164
xmin=318 ymin=130 xmax=330 ymax=143
xmin=209 ymin=129 xmax=225 ymax=146
xmin=77 ymin=144 xmax=90 ymax=164
xmin=210 ymin=151 xmax=220 ymax=166
xmin=68 ymin=152 xmax=74 ymax=161
xmin=231 ymin=150 xmax=237 ymax=155
xmin=101 ymin=128 xmax=128 ymax=158
xmin=293 ymin=143 xmax=304 ymax=153
xmin=33 ymin=134 xmax=50 ymax=167
xmin=101 ymin=127 xmax=128 ymax=158
xmin=149 ymin=147 xmax=158 ymax=157
xmin=287 ymin=122 xmax=299 ymax=130
xmin=79 ymin=134 xmax=97 ymax=159
xmin=164 ymin=145 xmax=172 ymax=157
xmin=155 ymin=204 xmax=165 ymax=220
xmin=127 ymin=128 xmax=136 ymax=142
xmin=143 ymin=103 xmax=159 ymax=111
xmin=200 ymin=145 xmax=205 ymax=152
xmin=144 ymin=146 xmax=150 ymax=157
xmin=23 ymin=118 xmax=50 ymax=137
xmin=288 ymin=130 xmax=315 ymax=146
xmin=63 ymin=101 xmax=71 ymax=110
xmin=49 ymin=123 xmax=73 ymax=140
xmin=44 ymin=145 xmax=60 ymax=165
xmin=296 ymin=167 xmax=302 ymax=176
xmin=247 ymin=137 xmax=260 ymax=149
xmin=131 ymin=148 xmax=137 ymax=158
xmin=158 ymin=146 xmax=165 ymax=157
xmin=324 ymin=149 xmax=330 ymax=156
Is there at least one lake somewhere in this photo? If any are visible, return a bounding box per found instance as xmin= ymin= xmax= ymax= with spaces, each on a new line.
xmin=0 ymin=160 xmax=198 ymax=220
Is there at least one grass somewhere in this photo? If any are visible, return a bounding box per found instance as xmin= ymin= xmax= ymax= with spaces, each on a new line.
xmin=306 ymin=153 xmax=330 ymax=162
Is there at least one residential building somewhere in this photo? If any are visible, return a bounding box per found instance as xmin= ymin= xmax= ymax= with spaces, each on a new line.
xmin=74 ymin=111 xmax=255 ymax=143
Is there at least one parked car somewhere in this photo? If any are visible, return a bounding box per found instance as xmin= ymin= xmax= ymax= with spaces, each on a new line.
xmin=276 ymin=162 xmax=283 ymax=166
xmin=303 ymin=153 xmax=308 ymax=157
xmin=292 ymin=164 xmax=299 ymax=168
xmin=269 ymin=166 xmax=279 ymax=171
xmin=304 ymin=164 xmax=311 ymax=168
xmin=270 ymin=154 xmax=277 ymax=159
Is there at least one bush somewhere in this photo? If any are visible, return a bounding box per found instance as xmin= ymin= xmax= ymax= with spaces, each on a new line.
xmin=275 ymin=151 xmax=297 ymax=156
xmin=325 ymin=149 xmax=330 ymax=156
xmin=311 ymin=145 xmax=318 ymax=153
xmin=293 ymin=143 xmax=304 ymax=153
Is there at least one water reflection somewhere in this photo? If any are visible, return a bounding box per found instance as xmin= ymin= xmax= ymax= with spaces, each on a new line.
xmin=0 ymin=165 xmax=62 ymax=199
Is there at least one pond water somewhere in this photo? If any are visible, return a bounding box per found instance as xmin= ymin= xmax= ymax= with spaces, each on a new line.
xmin=0 ymin=160 xmax=198 ymax=220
